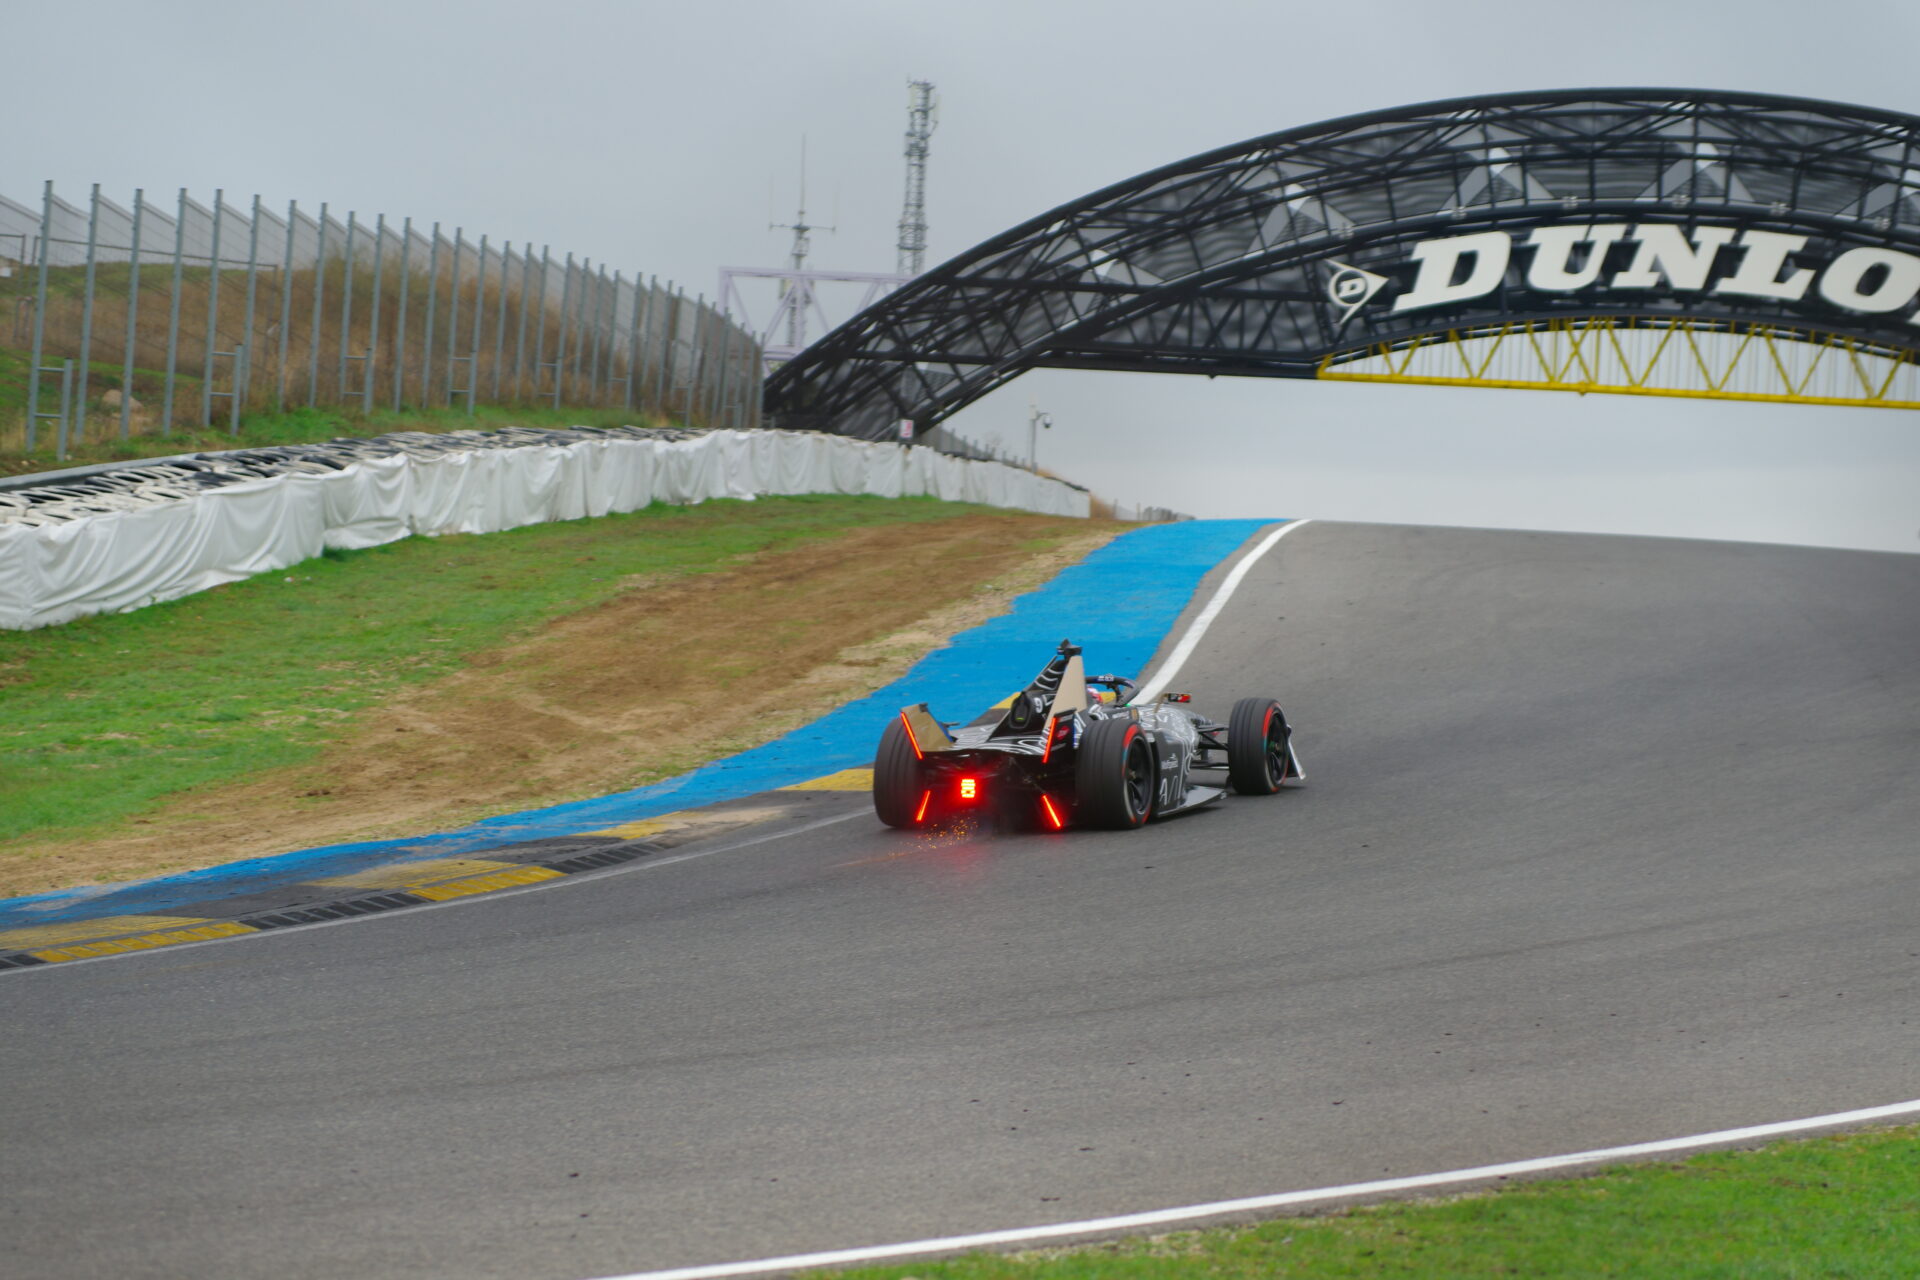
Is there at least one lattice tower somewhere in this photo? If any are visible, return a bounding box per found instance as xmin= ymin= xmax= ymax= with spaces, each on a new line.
xmin=896 ymin=80 xmax=938 ymax=276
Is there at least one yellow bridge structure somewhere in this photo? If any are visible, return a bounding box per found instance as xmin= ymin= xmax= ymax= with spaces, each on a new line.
xmin=1317 ymin=317 xmax=1920 ymax=412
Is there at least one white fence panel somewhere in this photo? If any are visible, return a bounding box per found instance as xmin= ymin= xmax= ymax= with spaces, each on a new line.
xmin=0 ymin=430 xmax=1090 ymax=630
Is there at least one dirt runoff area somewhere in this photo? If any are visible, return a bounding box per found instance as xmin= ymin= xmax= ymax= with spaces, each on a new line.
xmin=7 ymin=514 xmax=1125 ymax=898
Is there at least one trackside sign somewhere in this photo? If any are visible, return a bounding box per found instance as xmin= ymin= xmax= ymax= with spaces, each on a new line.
xmin=1327 ymin=223 xmax=1920 ymax=326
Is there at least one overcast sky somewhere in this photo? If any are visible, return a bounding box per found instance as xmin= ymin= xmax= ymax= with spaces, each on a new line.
xmin=16 ymin=0 xmax=1920 ymax=551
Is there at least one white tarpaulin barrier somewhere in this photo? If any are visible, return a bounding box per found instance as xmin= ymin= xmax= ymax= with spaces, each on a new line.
xmin=0 ymin=431 xmax=1089 ymax=631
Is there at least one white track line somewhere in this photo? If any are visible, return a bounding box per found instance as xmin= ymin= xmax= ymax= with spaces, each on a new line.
xmin=593 ymin=1097 xmax=1920 ymax=1280
xmin=1133 ymin=518 xmax=1313 ymax=704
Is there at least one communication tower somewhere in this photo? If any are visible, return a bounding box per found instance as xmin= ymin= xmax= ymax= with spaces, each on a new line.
xmin=722 ymin=87 xmax=928 ymax=370
xmin=896 ymin=80 xmax=938 ymax=276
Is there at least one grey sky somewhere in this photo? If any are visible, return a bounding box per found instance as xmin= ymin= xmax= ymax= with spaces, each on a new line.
xmin=16 ymin=0 xmax=1920 ymax=551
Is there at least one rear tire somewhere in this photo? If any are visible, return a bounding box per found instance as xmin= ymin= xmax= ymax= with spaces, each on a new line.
xmin=1227 ymin=697 xmax=1291 ymax=795
xmin=1076 ymin=717 xmax=1155 ymax=829
xmin=873 ymin=718 xmax=926 ymax=828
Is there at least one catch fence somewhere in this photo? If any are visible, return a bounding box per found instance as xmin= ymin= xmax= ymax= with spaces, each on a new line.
xmin=2 ymin=182 xmax=762 ymax=456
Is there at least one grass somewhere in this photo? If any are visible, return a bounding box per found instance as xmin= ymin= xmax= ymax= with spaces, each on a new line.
xmin=0 ymin=493 xmax=994 ymax=849
xmin=835 ymin=1126 xmax=1920 ymax=1279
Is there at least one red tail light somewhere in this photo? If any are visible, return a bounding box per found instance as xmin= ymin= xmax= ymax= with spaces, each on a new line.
xmin=1039 ymin=793 xmax=1065 ymax=830
xmin=900 ymin=712 xmax=923 ymax=760
xmin=958 ymin=777 xmax=978 ymax=800
xmin=913 ymin=790 xmax=932 ymax=823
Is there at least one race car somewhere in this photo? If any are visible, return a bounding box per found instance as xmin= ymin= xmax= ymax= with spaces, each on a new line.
xmin=872 ymin=639 xmax=1303 ymax=831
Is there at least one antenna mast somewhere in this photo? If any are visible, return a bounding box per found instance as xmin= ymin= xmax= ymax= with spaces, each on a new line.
xmin=721 ymin=90 xmax=925 ymax=373
xmin=771 ymin=137 xmax=833 ymax=350
xmin=896 ymin=80 xmax=938 ymax=276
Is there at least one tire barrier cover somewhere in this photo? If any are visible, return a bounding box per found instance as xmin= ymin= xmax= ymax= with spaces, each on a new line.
xmin=0 ymin=427 xmax=1090 ymax=631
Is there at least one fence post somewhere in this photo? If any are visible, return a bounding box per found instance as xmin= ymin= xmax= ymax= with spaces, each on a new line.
xmin=230 ymin=344 xmax=246 ymax=435
xmin=561 ymin=257 xmax=580 ymax=403
xmin=531 ymin=245 xmax=550 ymax=404
xmin=119 ymin=189 xmax=144 ymax=440
xmin=610 ymin=270 xmax=627 ymax=411
xmin=162 ymin=187 xmax=187 ymax=435
xmin=445 ymin=227 xmax=463 ymax=407
xmin=660 ymin=284 xmax=681 ymax=424
xmin=646 ymin=281 xmax=664 ymax=419
xmin=469 ymin=233 xmax=487 ymax=415
xmin=671 ymin=287 xmax=688 ymax=426
xmin=200 ymin=188 xmax=224 ymax=426
xmin=687 ymin=293 xmax=709 ymax=427
xmin=337 ymin=211 xmax=356 ymax=404
xmin=55 ymin=359 xmax=74 ymax=459
xmin=25 ymin=180 xmax=53 ymax=450
xmin=714 ymin=302 xmax=731 ymax=428
xmin=492 ymin=240 xmax=510 ymax=401
xmin=575 ymin=261 xmax=594 ymax=399
xmin=275 ymin=199 xmax=296 ymax=413
xmin=639 ymin=275 xmax=659 ymax=413
xmin=421 ymin=222 xmax=440 ymax=407
xmin=630 ymin=278 xmax=646 ymax=413
xmin=393 ymin=216 xmax=412 ymax=408
xmin=714 ymin=313 xmax=734 ymax=428
xmin=514 ymin=246 xmax=536 ymax=401
xmin=583 ymin=260 xmax=599 ymax=397
xmin=238 ymin=194 xmax=262 ymax=426
xmin=697 ymin=300 xmax=714 ymax=425
xmin=599 ymin=266 xmax=616 ymax=405
xmin=74 ymin=183 xmax=102 ymax=445
xmin=629 ymin=274 xmax=645 ymax=410
xmin=750 ymin=340 xmax=764 ymax=429
xmin=367 ymin=213 xmax=385 ymax=413
xmin=552 ymin=252 xmax=574 ymax=408
xmin=583 ymin=264 xmax=599 ymax=400
xmin=306 ymin=202 xmax=327 ymax=407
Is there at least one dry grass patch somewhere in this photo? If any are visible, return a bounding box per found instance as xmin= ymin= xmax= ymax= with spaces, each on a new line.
xmin=2 ymin=513 xmax=1119 ymax=896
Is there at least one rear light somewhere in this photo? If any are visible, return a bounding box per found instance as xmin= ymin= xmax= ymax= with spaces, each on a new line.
xmin=958 ymin=777 xmax=979 ymax=800
xmin=913 ymin=790 xmax=932 ymax=823
xmin=1039 ymin=793 xmax=1065 ymax=830
xmin=900 ymin=712 xmax=924 ymax=759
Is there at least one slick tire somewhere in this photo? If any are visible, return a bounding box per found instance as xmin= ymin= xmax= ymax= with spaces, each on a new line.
xmin=873 ymin=718 xmax=926 ymax=828
xmin=1227 ymin=697 xmax=1291 ymax=796
xmin=1076 ymin=717 xmax=1155 ymax=830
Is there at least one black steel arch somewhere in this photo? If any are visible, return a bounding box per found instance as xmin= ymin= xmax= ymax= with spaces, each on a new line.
xmin=765 ymin=88 xmax=1920 ymax=439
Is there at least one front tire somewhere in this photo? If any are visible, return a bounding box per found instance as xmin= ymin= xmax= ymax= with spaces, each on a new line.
xmin=1227 ymin=697 xmax=1292 ymax=795
xmin=1076 ymin=717 xmax=1155 ymax=829
xmin=873 ymin=718 xmax=926 ymax=827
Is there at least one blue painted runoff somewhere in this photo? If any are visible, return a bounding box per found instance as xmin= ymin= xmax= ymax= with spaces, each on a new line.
xmin=0 ymin=518 xmax=1277 ymax=927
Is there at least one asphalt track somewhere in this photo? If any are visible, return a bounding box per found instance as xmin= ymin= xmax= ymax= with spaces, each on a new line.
xmin=3 ymin=521 xmax=1917 ymax=1279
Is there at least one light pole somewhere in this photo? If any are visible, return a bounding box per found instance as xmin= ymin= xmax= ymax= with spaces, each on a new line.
xmin=1028 ymin=402 xmax=1051 ymax=471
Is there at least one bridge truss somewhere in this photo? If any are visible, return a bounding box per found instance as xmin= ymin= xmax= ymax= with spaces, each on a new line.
xmin=764 ymin=89 xmax=1920 ymax=439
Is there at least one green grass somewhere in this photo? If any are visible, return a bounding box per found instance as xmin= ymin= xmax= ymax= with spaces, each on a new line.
xmin=0 ymin=345 xmax=28 ymax=423
xmin=0 ymin=259 xmax=204 ymax=305
xmin=0 ymin=348 xmax=196 ymax=448
xmin=832 ymin=1126 xmax=1920 ymax=1279
xmin=0 ymin=493 xmax=989 ymax=850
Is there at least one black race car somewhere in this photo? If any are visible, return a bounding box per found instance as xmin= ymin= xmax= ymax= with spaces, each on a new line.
xmin=873 ymin=639 xmax=1303 ymax=831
